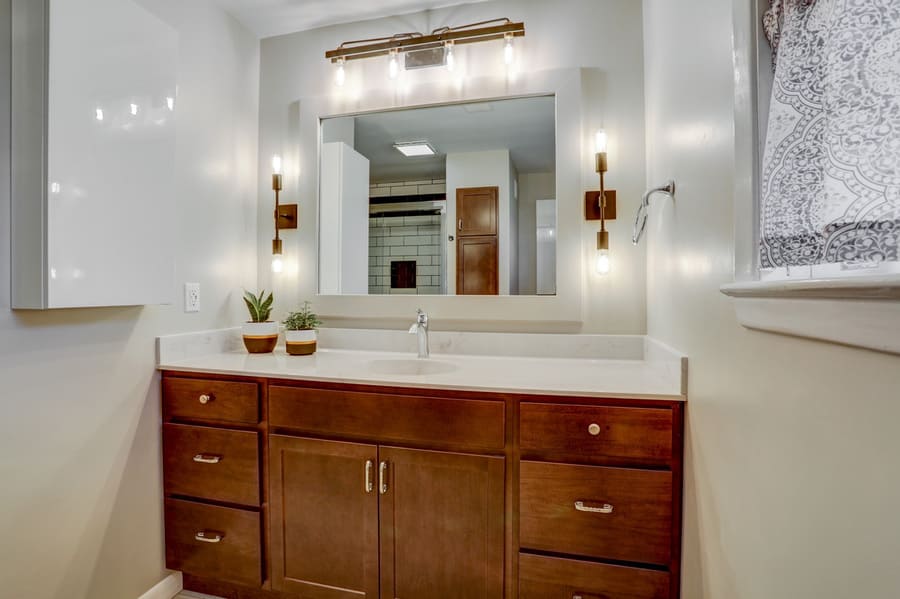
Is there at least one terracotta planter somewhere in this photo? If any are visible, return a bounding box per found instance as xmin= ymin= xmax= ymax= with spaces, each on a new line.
xmin=285 ymin=329 xmax=317 ymax=356
xmin=242 ymin=322 xmax=278 ymax=354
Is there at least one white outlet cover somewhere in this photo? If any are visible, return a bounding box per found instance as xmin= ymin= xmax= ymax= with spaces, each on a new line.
xmin=184 ymin=282 xmax=200 ymax=313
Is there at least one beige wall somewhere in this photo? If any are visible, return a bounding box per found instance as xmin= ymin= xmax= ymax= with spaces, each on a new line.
xmin=642 ymin=1 xmax=900 ymax=597
xmin=0 ymin=2 xmax=260 ymax=597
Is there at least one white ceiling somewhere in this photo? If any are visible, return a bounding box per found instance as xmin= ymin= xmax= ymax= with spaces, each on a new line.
xmin=210 ymin=0 xmax=490 ymax=39
xmin=325 ymin=96 xmax=556 ymax=182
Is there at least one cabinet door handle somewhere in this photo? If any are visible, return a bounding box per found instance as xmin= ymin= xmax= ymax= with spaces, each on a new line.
xmin=194 ymin=531 xmax=223 ymax=543
xmin=379 ymin=461 xmax=389 ymax=495
xmin=365 ymin=460 xmax=374 ymax=493
xmin=193 ymin=454 xmax=222 ymax=464
xmin=198 ymin=394 xmax=214 ymax=404
xmin=574 ymin=500 xmax=613 ymax=514
xmin=458 ymin=219 xmax=463 ymax=231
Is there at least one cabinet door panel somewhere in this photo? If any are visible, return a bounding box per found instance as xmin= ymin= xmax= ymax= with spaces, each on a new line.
xmin=379 ymin=447 xmax=505 ymax=599
xmin=457 ymin=236 xmax=499 ymax=295
xmin=456 ymin=187 xmax=498 ymax=236
xmin=269 ymin=435 xmax=379 ymax=598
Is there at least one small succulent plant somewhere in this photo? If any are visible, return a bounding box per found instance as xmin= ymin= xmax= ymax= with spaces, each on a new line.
xmin=283 ymin=301 xmax=322 ymax=331
xmin=243 ymin=289 xmax=274 ymax=323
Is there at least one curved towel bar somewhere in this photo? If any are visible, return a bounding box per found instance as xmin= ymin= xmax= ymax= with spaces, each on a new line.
xmin=633 ymin=180 xmax=676 ymax=245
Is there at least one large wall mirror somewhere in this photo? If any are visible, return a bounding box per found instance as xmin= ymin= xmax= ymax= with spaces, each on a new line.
xmin=318 ymin=95 xmax=557 ymax=297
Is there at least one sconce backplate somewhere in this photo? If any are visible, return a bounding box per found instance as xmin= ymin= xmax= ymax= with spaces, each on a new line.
xmin=277 ymin=204 xmax=298 ymax=230
xmin=585 ymin=190 xmax=616 ymax=221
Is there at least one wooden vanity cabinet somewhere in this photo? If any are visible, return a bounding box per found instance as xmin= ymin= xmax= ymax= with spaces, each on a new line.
xmin=161 ymin=371 xmax=684 ymax=599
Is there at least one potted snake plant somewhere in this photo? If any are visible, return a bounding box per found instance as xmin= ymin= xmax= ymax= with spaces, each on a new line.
xmin=282 ymin=301 xmax=322 ymax=355
xmin=241 ymin=290 xmax=278 ymax=353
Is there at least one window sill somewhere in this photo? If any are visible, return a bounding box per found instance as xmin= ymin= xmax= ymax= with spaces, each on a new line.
xmin=720 ymin=276 xmax=900 ymax=355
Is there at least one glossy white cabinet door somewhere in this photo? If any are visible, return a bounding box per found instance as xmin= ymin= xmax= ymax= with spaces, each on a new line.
xmin=12 ymin=0 xmax=177 ymax=308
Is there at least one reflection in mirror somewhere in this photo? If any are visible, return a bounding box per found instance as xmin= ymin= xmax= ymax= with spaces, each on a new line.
xmin=319 ymin=96 xmax=556 ymax=296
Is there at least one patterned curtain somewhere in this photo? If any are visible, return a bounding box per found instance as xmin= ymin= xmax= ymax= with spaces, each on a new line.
xmin=760 ymin=0 xmax=900 ymax=275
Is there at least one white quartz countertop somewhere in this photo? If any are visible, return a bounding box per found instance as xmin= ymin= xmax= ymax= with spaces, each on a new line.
xmin=157 ymin=329 xmax=686 ymax=401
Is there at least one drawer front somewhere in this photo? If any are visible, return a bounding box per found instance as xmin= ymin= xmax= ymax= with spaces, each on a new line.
xmin=165 ymin=498 xmax=262 ymax=587
xmin=520 ymin=461 xmax=673 ymax=565
xmin=519 ymin=553 xmax=669 ymax=599
xmin=520 ymin=403 xmax=673 ymax=467
xmin=163 ymin=423 xmax=260 ymax=506
xmin=269 ymin=386 xmax=505 ymax=452
xmin=163 ymin=377 xmax=259 ymax=425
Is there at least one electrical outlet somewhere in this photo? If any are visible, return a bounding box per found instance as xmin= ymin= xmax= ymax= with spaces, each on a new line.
xmin=184 ymin=283 xmax=200 ymax=313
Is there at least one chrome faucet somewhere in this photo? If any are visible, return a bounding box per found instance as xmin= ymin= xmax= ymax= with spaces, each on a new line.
xmin=408 ymin=308 xmax=429 ymax=359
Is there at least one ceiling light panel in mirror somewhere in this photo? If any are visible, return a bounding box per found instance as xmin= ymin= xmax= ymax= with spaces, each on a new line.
xmin=319 ymin=95 xmax=557 ymax=297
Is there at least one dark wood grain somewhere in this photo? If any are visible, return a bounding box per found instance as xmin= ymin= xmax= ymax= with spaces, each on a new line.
xmin=268 ymin=385 xmax=505 ymax=452
xmin=519 ymin=553 xmax=670 ymax=599
xmin=268 ymin=435 xmax=379 ymax=598
xmin=520 ymin=461 xmax=673 ymax=566
xmin=163 ymin=376 xmax=259 ymax=425
xmin=457 ymin=236 xmax=499 ymax=295
xmin=163 ymin=423 xmax=260 ymax=506
xmin=378 ymin=446 xmax=505 ymax=599
xmin=165 ymin=498 xmax=262 ymax=587
xmin=520 ymin=403 xmax=674 ymax=467
xmin=456 ymin=186 xmax=498 ymax=236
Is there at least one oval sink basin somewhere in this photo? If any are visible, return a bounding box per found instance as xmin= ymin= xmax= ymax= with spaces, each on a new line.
xmin=366 ymin=358 xmax=457 ymax=376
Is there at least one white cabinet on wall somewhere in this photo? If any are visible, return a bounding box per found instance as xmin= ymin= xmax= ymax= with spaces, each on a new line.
xmin=11 ymin=0 xmax=177 ymax=309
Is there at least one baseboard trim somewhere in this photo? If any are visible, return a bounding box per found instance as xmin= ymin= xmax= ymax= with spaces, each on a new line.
xmin=138 ymin=572 xmax=183 ymax=599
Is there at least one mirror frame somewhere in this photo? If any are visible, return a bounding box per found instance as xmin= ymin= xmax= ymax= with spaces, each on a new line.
xmin=277 ymin=68 xmax=586 ymax=326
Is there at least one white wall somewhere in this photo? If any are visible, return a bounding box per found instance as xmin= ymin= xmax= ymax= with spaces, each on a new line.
xmin=445 ymin=149 xmax=512 ymax=295
xmin=642 ymin=1 xmax=900 ymax=598
xmin=517 ymin=172 xmax=556 ymax=294
xmin=0 ymin=2 xmax=260 ymax=597
xmin=258 ymin=0 xmax=646 ymax=333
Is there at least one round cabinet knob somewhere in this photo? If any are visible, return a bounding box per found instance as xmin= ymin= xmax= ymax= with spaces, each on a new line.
xmin=199 ymin=394 xmax=213 ymax=405
xmin=588 ymin=423 xmax=601 ymax=436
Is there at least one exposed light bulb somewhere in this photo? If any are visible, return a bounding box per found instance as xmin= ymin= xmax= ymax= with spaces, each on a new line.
xmin=272 ymin=155 xmax=282 ymax=175
xmin=445 ymin=42 xmax=455 ymax=72
xmin=389 ymin=49 xmax=399 ymax=80
xmin=271 ymin=255 xmax=284 ymax=274
xmin=595 ymin=129 xmax=609 ymax=154
xmin=596 ymin=248 xmax=611 ymax=275
xmin=130 ymin=103 xmax=139 ymax=116
xmin=95 ymin=108 xmax=104 ymax=121
xmin=335 ymin=58 xmax=346 ymax=87
xmin=50 ymin=182 xmax=61 ymax=194
xmin=166 ymin=96 xmax=175 ymax=111
xmin=504 ymin=34 xmax=514 ymax=66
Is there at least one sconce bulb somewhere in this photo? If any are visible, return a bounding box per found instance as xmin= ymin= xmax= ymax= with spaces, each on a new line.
xmin=167 ymin=96 xmax=175 ymax=111
xmin=130 ymin=103 xmax=139 ymax=116
xmin=389 ymin=50 xmax=399 ymax=79
xmin=95 ymin=108 xmax=104 ymax=121
xmin=595 ymin=129 xmax=609 ymax=154
xmin=503 ymin=34 xmax=514 ymax=65
xmin=596 ymin=248 xmax=611 ymax=275
xmin=335 ymin=59 xmax=346 ymax=87
xmin=445 ymin=42 xmax=455 ymax=72
xmin=272 ymin=155 xmax=283 ymax=175
xmin=271 ymin=255 xmax=284 ymax=274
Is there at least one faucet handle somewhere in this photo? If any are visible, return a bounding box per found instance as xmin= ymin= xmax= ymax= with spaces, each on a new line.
xmin=408 ymin=323 xmax=419 ymax=334
xmin=416 ymin=308 xmax=428 ymax=325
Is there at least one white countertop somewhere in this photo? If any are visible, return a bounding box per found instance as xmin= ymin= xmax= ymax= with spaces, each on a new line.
xmin=157 ymin=329 xmax=687 ymax=401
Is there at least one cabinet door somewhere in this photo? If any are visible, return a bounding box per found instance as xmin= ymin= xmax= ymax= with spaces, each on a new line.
xmin=456 ymin=187 xmax=498 ymax=236
xmin=457 ymin=236 xmax=499 ymax=295
xmin=269 ymin=436 xmax=379 ymax=598
xmin=378 ymin=447 xmax=505 ymax=599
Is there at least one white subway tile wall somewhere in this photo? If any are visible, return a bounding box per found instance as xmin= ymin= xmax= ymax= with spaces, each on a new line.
xmin=369 ymin=214 xmax=444 ymax=295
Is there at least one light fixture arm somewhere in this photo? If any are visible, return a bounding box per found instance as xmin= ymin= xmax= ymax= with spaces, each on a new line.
xmin=632 ymin=180 xmax=676 ymax=245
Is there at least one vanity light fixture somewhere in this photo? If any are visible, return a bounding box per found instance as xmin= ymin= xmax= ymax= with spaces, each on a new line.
xmin=335 ymin=57 xmax=346 ymax=87
xmin=325 ymin=18 xmax=525 ymax=85
xmin=394 ymin=141 xmax=436 ymax=157
xmin=130 ymin=103 xmax=139 ymax=116
xmin=585 ymin=129 xmax=616 ymax=275
xmin=270 ymin=155 xmax=298 ymax=274
xmin=166 ymin=96 xmax=175 ymax=111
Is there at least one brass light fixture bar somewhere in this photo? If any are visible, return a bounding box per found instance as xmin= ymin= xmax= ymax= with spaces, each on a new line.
xmin=325 ymin=18 xmax=525 ymax=63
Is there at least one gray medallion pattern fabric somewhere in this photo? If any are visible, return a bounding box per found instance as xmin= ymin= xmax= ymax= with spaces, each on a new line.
xmin=760 ymin=0 xmax=900 ymax=270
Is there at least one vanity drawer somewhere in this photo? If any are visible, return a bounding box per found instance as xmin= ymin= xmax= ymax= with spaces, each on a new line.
xmin=268 ymin=385 xmax=505 ymax=452
xmin=519 ymin=553 xmax=669 ymax=599
xmin=163 ymin=423 xmax=260 ymax=506
xmin=520 ymin=461 xmax=672 ymax=565
xmin=165 ymin=498 xmax=262 ymax=588
xmin=520 ymin=403 xmax=673 ymax=467
xmin=163 ymin=377 xmax=259 ymax=425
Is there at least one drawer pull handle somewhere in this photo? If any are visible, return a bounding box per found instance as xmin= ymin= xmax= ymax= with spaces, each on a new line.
xmin=588 ymin=423 xmax=601 ymax=436
xmin=199 ymin=394 xmax=214 ymax=404
xmin=575 ymin=500 xmax=613 ymax=514
xmin=193 ymin=454 xmax=222 ymax=464
xmin=194 ymin=531 xmax=223 ymax=543
xmin=379 ymin=461 xmax=389 ymax=495
xmin=365 ymin=460 xmax=374 ymax=493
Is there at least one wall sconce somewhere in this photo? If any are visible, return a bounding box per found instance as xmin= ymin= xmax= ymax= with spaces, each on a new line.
xmin=585 ymin=129 xmax=616 ymax=275
xmin=325 ymin=18 xmax=525 ymax=85
xmin=270 ymin=155 xmax=298 ymax=273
